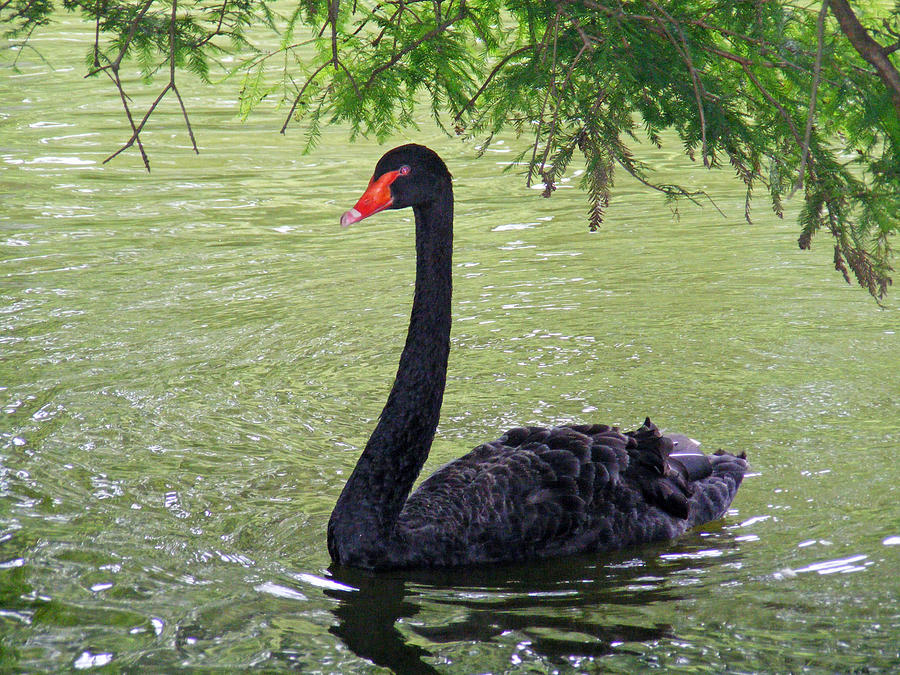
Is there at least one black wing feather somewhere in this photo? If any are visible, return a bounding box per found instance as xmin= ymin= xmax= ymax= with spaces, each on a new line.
xmin=395 ymin=418 xmax=747 ymax=567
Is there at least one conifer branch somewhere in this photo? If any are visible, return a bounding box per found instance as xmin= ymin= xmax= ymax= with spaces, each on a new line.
xmin=194 ymin=0 xmax=230 ymax=49
xmin=528 ymin=7 xmax=561 ymax=188
xmin=539 ymin=42 xmax=588 ymax=178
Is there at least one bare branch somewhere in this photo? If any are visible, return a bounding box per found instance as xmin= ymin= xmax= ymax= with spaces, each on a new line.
xmin=102 ymin=69 xmax=154 ymax=169
xmin=173 ymin=84 xmax=199 ymax=154
xmin=103 ymin=0 xmax=196 ymax=167
xmin=92 ymin=0 xmax=101 ymax=69
xmin=169 ymin=0 xmax=177 ymax=82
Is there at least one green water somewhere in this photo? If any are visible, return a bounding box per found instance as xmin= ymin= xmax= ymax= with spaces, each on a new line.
xmin=3 ymin=17 xmax=900 ymax=674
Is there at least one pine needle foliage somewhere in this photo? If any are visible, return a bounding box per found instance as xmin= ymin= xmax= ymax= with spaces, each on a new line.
xmin=4 ymin=0 xmax=899 ymax=300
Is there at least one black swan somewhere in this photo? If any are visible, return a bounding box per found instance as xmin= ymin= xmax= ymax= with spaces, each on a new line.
xmin=329 ymin=144 xmax=748 ymax=569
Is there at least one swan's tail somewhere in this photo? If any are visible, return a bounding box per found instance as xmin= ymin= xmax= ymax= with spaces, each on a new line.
xmin=631 ymin=417 xmax=749 ymax=527
xmin=687 ymin=448 xmax=748 ymax=527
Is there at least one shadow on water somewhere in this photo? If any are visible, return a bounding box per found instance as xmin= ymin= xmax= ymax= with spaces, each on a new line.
xmin=319 ymin=532 xmax=743 ymax=673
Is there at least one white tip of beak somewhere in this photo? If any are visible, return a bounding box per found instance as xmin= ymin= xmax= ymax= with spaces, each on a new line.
xmin=340 ymin=208 xmax=362 ymax=228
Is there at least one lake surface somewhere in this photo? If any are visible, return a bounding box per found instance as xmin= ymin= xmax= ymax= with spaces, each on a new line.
xmin=2 ymin=16 xmax=899 ymax=673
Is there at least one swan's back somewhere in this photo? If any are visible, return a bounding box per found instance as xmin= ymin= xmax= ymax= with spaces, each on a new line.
xmin=392 ymin=419 xmax=747 ymax=568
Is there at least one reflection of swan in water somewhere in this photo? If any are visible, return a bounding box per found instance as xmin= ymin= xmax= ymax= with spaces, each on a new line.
xmin=327 ymin=573 xmax=441 ymax=675
xmin=324 ymin=533 xmax=743 ymax=672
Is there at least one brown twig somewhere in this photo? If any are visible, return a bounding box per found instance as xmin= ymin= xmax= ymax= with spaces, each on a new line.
xmin=85 ymin=0 xmax=155 ymax=78
xmin=169 ymin=0 xmax=198 ymax=155
xmin=91 ymin=0 xmax=102 ymax=69
xmin=103 ymin=68 xmax=151 ymax=169
xmin=281 ymin=60 xmax=332 ymax=134
xmin=337 ymin=58 xmax=361 ymax=100
xmin=453 ymin=44 xmax=534 ymax=122
xmin=740 ymin=62 xmax=804 ymax=148
xmin=194 ymin=0 xmax=230 ymax=49
xmin=796 ymin=0 xmax=829 ymax=192
xmin=357 ymin=6 xmax=400 ymax=45
xmin=528 ymin=7 xmax=561 ymax=187
xmin=330 ymin=0 xmax=339 ymax=67
xmin=102 ymin=93 xmax=171 ymax=167
xmin=172 ymin=84 xmax=199 ymax=154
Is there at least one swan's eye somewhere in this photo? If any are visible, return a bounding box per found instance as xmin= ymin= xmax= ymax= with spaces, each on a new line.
xmin=398 ymin=165 xmax=411 ymax=176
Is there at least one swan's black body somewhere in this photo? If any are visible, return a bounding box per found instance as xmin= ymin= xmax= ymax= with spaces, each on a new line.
xmin=328 ymin=144 xmax=748 ymax=570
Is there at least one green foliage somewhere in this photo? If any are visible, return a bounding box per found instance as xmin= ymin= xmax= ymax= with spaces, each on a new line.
xmin=3 ymin=0 xmax=898 ymax=300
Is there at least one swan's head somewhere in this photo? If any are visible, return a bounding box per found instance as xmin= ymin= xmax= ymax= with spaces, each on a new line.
xmin=340 ymin=144 xmax=452 ymax=227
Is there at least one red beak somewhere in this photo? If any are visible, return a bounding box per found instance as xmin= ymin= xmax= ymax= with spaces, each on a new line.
xmin=340 ymin=168 xmax=404 ymax=227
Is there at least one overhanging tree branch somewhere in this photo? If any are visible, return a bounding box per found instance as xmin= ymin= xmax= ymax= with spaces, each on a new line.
xmin=5 ymin=0 xmax=897 ymax=300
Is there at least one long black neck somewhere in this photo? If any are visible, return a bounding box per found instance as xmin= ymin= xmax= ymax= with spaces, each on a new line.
xmin=328 ymin=185 xmax=453 ymax=567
